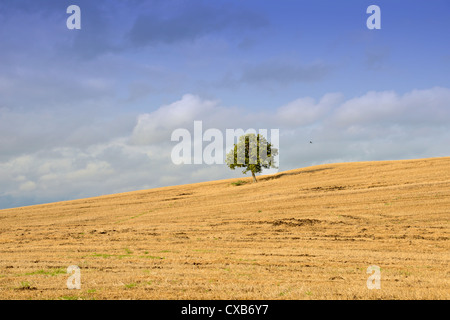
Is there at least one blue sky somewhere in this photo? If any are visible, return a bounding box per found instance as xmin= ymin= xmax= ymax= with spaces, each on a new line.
xmin=1 ymin=0 xmax=449 ymax=209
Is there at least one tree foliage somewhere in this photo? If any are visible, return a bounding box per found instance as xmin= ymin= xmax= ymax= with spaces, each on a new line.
xmin=225 ymin=133 xmax=278 ymax=182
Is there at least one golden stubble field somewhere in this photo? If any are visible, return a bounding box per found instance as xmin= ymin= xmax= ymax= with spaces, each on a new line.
xmin=0 ymin=157 xmax=449 ymax=300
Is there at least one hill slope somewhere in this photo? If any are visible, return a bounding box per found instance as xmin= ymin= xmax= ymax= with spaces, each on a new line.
xmin=0 ymin=157 xmax=449 ymax=299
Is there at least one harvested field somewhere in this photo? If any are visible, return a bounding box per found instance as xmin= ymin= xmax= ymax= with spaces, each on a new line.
xmin=0 ymin=157 xmax=449 ymax=299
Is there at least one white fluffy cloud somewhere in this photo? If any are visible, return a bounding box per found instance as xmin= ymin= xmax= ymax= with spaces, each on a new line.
xmin=130 ymin=94 xmax=217 ymax=145
xmin=275 ymin=93 xmax=344 ymax=127
xmin=1 ymin=87 xmax=449 ymax=209
xmin=332 ymin=87 xmax=450 ymax=127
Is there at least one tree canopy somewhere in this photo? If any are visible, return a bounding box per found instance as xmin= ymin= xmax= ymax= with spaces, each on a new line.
xmin=225 ymin=133 xmax=278 ymax=183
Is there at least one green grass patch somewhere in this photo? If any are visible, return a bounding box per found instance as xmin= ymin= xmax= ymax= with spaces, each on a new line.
xmin=90 ymin=253 xmax=114 ymax=258
xmin=231 ymin=180 xmax=248 ymax=186
xmin=124 ymin=283 xmax=137 ymax=289
xmin=22 ymin=268 xmax=66 ymax=277
xmin=137 ymin=255 xmax=165 ymax=260
xmin=89 ymin=253 xmax=132 ymax=259
xmin=17 ymin=281 xmax=36 ymax=290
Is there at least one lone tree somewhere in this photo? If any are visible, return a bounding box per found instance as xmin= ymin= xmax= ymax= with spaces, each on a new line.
xmin=225 ymin=133 xmax=278 ymax=183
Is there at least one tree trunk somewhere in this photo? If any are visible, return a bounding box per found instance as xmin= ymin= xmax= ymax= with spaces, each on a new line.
xmin=251 ymin=171 xmax=257 ymax=183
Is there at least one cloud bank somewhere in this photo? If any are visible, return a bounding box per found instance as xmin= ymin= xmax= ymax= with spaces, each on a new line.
xmin=1 ymin=87 xmax=449 ymax=209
